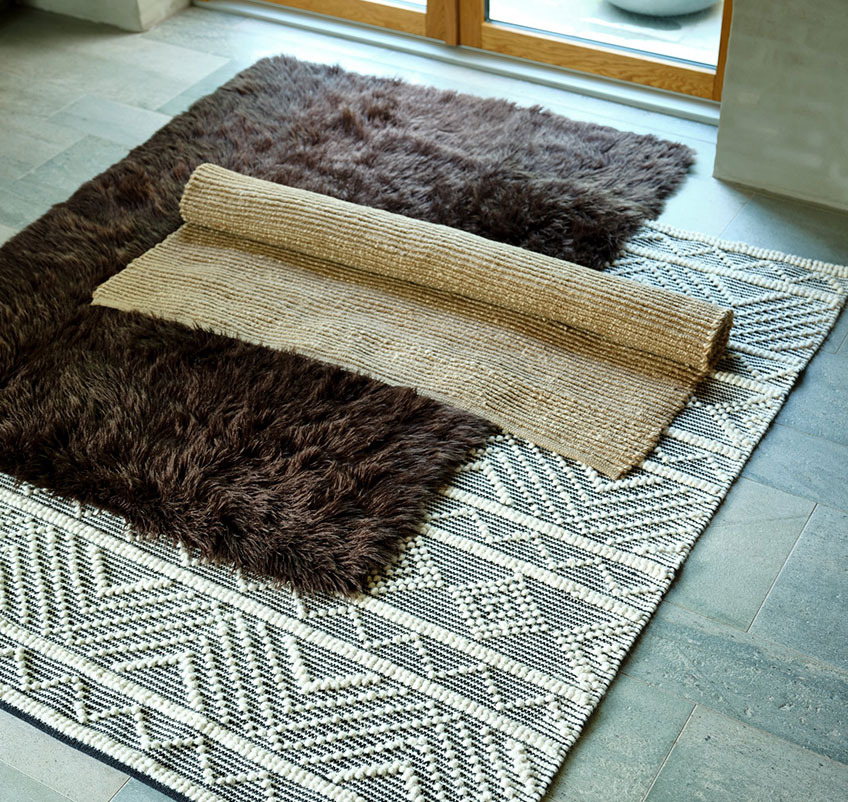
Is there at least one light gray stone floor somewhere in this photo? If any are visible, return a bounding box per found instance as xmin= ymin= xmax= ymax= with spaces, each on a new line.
xmin=0 ymin=5 xmax=846 ymax=801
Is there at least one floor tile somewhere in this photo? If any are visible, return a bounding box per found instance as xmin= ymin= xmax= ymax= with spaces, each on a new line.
xmin=1 ymin=177 xmax=69 ymax=217
xmin=0 ymin=183 xmax=54 ymax=230
xmin=111 ymin=778 xmax=172 ymax=802
xmin=0 ymin=10 xmax=228 ymax=112
xmin=774 ymin=351 xmax=848 ymax=445
xmin=545 ymin=675 xmax=693 ymax=802
xmin=0 ymin=71 xmax=86 ymax=182
xmin=824 ymin=305 xmax=848 ymax=354
xmin=156 ymin=59 xmax=254 ymax=116
xmin=750 ymin=505 xmax=848 ymax=671
xmin=10 ymin=136 xmax=130 ymax=209
xmin=664 ymin=478 xmax=814 ymax=630
xmin=621 ymin=602 xmax=848 ymax=764
xmin=50 ymin=95 xmax=171 ymax=148
xmin=0 ymin=70 xmax=85 ymax=121
xmin=0 ymin=116 xmax=84 ymax=183
xmin=741 ymin=424 xmax=848 ymax=512
xmin=645 ymin=706 xmax=848 ymax=802
xmin=144 ymin=7 xmax=301 ymax=63
xmin=720 ymin=192 xmax=848 ymax=266
xmin=658 ymin=175 xmax=751 ymax=236
xmin=0 ymin=709 xmax=128 ymax=802
xmin=0 ymin=759 xmax=75 ymax=802
xmin=0 ymin=223 xmax=17 ymax=245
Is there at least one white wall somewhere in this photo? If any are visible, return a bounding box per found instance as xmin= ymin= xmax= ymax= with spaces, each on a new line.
xmin=17 ymin=0 xmax=189 ymax=31
xmin=714 ymin=0 xmax=848 ymax=211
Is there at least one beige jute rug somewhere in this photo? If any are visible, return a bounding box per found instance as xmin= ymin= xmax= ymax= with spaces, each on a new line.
xmin=92 ymin=164 xmax=732 ymax=478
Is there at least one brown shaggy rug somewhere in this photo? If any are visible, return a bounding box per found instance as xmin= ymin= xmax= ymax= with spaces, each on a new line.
xmin=0 ymin=56 xmax=694 ymax=594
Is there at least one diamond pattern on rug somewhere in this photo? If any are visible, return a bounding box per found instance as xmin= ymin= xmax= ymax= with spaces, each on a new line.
xmin=1 ymin=222 xmax=847 ymax=802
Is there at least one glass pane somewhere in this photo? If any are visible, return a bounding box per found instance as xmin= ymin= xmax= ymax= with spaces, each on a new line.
xmin=487 ymin=1 xmax=724 ymax=68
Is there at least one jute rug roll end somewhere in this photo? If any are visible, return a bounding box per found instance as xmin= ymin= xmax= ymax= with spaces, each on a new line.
xmin=93 ymin=165 xmax=732 ymax=478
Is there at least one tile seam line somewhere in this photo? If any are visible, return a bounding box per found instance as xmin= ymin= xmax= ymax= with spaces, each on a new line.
xmin=741 ymin=621 xmax=848 ymax=679
xmin=746 ymin=502 xmax=818 ymax=633
xmin=0 ymin=486 xmax=568 ymax=752
xmin=767 ymin=420 xmax=848 ymax=455
xmin=45 ymin=92 xmax=97 ymax=124
xmin=770 ymin=420 xmax=848 ymax=445
xmin=716 ymin=193 xmax=753 ymax=240
xmin=141 ymin=29 xmax=236 ymax=63
xmin=0 ymin=753 xmax=81 ymax=802
xmin=621 ymin=604 xmax=848 ymax=681
xmin=691 ymin=704 xmax=848 ymax=768
xmin=107 ymin=777 xmax=132 ymax=802
xmin=638 ymin=702 xmax=697 ymax=802
xmin=749 ymin=188 xmax=848 ymax=218
xmin=660 ymin=599 xmax=758 ymax=633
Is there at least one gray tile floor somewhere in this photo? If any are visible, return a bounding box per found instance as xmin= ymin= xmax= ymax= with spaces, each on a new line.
xmin=0 ymin=5 xmax=846 ymax=801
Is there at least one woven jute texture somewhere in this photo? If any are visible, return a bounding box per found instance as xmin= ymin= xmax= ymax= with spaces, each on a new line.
xmin=4 ymin=224 xmax=847 ymax=802
xmin=93 ymin=165 xmax=733 ymax=478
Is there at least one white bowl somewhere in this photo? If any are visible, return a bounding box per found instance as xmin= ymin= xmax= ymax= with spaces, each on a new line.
xmin=608 ymin=0 xmax=719 ymax=16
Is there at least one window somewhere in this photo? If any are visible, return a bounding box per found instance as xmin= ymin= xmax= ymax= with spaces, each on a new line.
xmin=258 ymin=0 xmax=733 ymax=98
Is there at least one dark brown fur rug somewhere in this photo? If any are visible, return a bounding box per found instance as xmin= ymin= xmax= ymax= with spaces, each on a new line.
xmin=0 ymin=56 xmax=693 ymax=594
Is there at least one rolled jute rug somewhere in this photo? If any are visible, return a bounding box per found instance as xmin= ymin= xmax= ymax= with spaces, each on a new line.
xmin=93 ymin=164 xmax=733 ymax=479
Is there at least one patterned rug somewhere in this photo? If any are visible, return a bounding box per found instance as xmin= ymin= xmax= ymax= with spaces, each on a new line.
xmin=1 ymin=223 xmax=846 ymax=802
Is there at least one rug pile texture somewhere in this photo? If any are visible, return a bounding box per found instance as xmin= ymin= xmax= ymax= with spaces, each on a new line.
xmin=93 ymin=164 xmax=731 ymax=478
xmin=1 ymin=225 xmax=846 ymax=802
xmin=0 ymin=55 xmax=693 ymax=594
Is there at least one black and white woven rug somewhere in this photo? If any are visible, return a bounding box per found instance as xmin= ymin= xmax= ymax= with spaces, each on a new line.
xmin=1 ymin=223 xmax=846 ymax=802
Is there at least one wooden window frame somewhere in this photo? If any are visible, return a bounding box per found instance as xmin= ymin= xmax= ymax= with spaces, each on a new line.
xmin=258 ymin=0 xmax=429 ymax=36
xmin=459 ymin=0 xmax=732 ymax=100
xmin=253 ymin=0 xmax=733 ymax=100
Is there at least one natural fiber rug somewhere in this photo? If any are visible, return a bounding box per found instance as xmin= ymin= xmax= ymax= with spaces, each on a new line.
xmin=0 ymin=55 xmax=693 ymax=594
xmin=93 ymin=164 xmax=731 ymax=478
xmin=2 ymin=224 xmax=846 ymax=802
